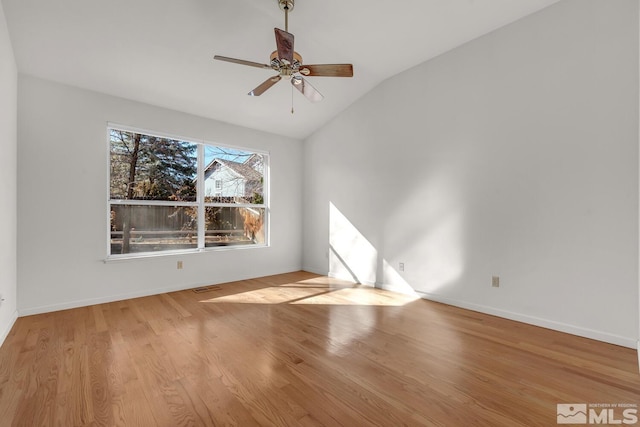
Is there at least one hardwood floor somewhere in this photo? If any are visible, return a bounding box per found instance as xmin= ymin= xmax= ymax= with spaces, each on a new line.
xmin=0 ymin=271 xmax=638 ymax=426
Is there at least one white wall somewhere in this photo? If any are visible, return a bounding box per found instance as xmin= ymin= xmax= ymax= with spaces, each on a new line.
xmin=0 ymin=1 xmax=18 ymax=346
xmin=17 ymin=75 xmax=303 ymax=314
xmin=303 ymin=0 xmax=639 ymax=347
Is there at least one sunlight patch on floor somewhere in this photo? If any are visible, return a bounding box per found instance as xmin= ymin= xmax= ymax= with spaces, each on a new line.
xmin=289 ymin=287 xmax=418 ymax=306
xmin=200 ymin=284 xmax=419 ymax=306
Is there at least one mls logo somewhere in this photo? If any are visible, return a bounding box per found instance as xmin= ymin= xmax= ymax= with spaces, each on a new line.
xmin=557 ymin=404 xmax=587 ymax=424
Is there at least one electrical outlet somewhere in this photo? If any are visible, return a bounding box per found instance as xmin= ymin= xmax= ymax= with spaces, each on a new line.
xmin=177 ymin=261 xmax=183 ymax=270
xmin=492 ymin=276 xmax=500 ymax=287
xmin=399 ymin=262 xmax=405 ymax=272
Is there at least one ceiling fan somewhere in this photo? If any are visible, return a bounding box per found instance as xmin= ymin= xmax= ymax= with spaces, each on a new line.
xmin=214 ymin=0 xmax=353 ymax=104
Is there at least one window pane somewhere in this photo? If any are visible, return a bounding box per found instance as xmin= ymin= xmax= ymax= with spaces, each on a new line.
xmin=204 ymin=206 xmax=265 ymax=246
xmin=110 ymin=205 xmax=197 ymax=254
xmin=203 ymin=146 xmax=264 ymax=204
xmin=110 ymin=130 xmax=197 ymax=202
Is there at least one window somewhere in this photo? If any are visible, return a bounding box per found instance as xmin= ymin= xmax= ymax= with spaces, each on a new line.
xmin=108 ymin=126 xmax=268 ymax=258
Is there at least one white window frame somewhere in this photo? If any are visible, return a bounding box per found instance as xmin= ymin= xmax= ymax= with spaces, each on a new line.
xmin=106 ymin=123 xmax=270 ymax=260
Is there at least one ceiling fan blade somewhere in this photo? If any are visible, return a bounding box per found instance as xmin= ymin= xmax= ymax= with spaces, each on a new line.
xmin=291 ymin=76 xmax=323 ymax=102
xmin=274 ymin=28 xmax=294 ymax=64
xmin=299 ymin=64 xmax=354 ymax=77
xmin=214 ymin=55 xmax=272 ymax=70
xmin=249 ymin=75 xmax=282 ymax=96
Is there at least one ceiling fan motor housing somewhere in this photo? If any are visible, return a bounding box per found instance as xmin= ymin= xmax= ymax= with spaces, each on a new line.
xmin=270 ymin=50 xmax=302 ymax=77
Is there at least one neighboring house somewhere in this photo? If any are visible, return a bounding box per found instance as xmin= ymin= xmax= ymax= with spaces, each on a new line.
xmin=203 ymin=155 xmax=266 ymax=243
xmin=203 ymin=155 xmax=263 ymax=200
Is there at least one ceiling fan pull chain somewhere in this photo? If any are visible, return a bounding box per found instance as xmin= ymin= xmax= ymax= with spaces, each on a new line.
xmin=291 ymin=84 xmax=295 ymax=114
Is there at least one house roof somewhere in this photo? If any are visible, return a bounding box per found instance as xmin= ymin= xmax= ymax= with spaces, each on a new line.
xmin=205 ymin=158 xmax=262 ymax=182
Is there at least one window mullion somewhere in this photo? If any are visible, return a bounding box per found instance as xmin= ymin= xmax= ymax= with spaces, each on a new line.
xmin=197 ymin=144 xmax=205 ymax=250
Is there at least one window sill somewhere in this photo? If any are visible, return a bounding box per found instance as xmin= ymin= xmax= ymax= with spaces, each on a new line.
xmin=104 ymin=243 xmax=269 ymax=263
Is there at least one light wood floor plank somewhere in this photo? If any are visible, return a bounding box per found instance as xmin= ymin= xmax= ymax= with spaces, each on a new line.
xmin=0 ymin=271 xmax=638 ymax=426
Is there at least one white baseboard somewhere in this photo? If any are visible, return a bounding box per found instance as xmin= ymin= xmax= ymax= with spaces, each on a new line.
xmin=328 ymin=270 xmax=356 ymax=282
xmin=411 ymin=290 xmax=637 ymax=349
xmin=0 ymin=310 xmax=18 ymax=348
xmin=18 ymin=280 xmax=224 ymax=316
xmin=377 ymin=282 xmax=420 ymax=296
xmin=303 ymin=266 xmax=329 ymax=276
xmin=18 ymin=268 xmax=306 ymax=317
xmin=328 ymin=271 xmax=375 ymax=286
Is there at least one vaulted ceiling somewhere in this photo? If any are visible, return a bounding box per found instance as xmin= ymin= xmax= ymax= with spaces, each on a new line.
xmin=2 ymin=0 xmax=560 ymax=139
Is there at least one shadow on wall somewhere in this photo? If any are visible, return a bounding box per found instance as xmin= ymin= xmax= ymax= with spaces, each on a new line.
xmin=329 ymin=202 xmax=415 ymax=295
xmin=329 ymin=202 xmax=377 ymax=285
xmin=384 ymin=163 xmax=470 ymax=296
xmin=329 ymin=198 xmax=466 ymax=296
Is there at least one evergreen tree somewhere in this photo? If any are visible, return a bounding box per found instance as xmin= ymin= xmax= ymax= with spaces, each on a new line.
xmin=110 ymin=130 xmax=197 ymax=253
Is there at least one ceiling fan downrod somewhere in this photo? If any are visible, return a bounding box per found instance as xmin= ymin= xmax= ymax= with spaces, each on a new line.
xmin=278 ymin=0 xmax=294 ymax=32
